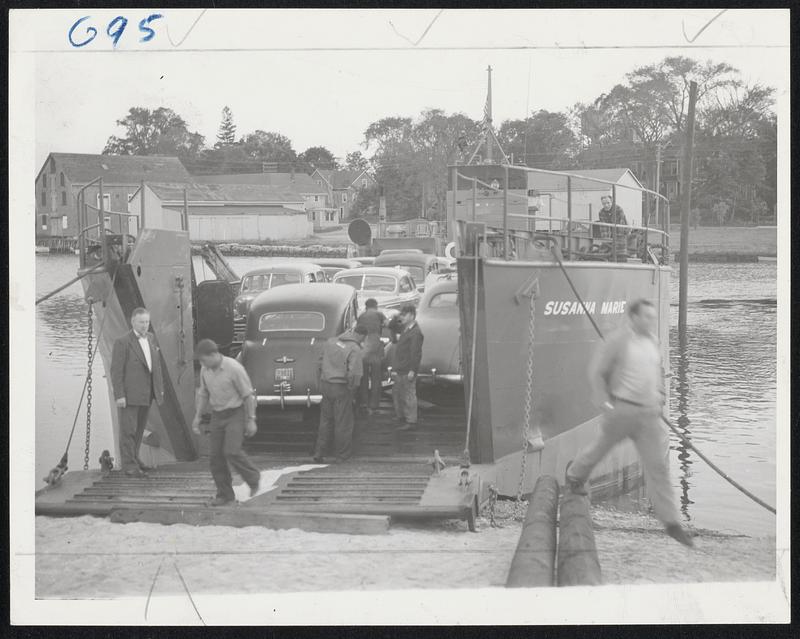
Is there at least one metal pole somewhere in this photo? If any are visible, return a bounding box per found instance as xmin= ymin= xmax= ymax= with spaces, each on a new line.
xmin=77 ymin=191 xmax=85 ymax=268
xmin=655 ymin=143 xmax=662 ymax=228
xmin=472 ymin=177 xmax=477 ymax=222
xmin=503 ymin=165 xmax=509 ymax=260
xmin=566 ymin=176 xmax=572 ymax=260
xmin=140 ymin=179 xmax=146 ymax=232
xmin=611 ymin=184 xmax=617 ymax=262
xmin=448 ymin=166 xmax=458 ymax=245
xmin=679 ymin=81 xmax=698 ymax=341
xmin=99 ymin=179 xmax=107 ymax=265
xmin=183 ymin=188 xmax=189 ymax=232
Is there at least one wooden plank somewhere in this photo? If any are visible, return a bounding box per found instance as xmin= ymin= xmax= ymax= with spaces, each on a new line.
xmin=108 ymin=507 xmax=390 ymax=535
xmin=556 ymin=491 xmax=602 ymax=587
xmin=506 ymin=476 xmax=559 ymax=588
xmin=69 ymin=495 xmax=210 ymax=504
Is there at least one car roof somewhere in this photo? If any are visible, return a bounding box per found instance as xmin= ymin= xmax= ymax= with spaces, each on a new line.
xmin=249 ymin=283 xmax=356 ymax=318
xmin=332 ymin=266 xmax=410 ymax=279
xmin=374 ymin=252 xmax=437 ymax=267
xmin=242 ymin=262 xmax=323 ymax=276
xmin=314 ymin=258 xmax=361 ymax=268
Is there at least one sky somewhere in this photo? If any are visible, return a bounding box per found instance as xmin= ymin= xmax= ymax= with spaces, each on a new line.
xmin=19 ymin=8 xmax=790 ymax=168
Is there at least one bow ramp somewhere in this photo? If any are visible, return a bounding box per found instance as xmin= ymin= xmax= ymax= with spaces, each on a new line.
xmin=35 ymin=459 xmax=482 ymax=533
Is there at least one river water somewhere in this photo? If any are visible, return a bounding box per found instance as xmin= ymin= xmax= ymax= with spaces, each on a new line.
xmin=34 ymin=255 xmax=777 ymax=536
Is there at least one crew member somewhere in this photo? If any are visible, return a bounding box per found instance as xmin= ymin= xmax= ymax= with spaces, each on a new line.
xmin=564 ymin=299 xmax=694 ymax=547
xmin=356 ymin=298 xmax=386 ymax=413
xmin=594 ymin=194 xmax=629 ymax=259
xmin=110 ymin=307 xmax=165 ymax=477
xmin=191 ymin=339 xmax=261 ymax=506
xmin=392 ymin=304 xmax=424 ymax=431
xmin=312 ymin=325 xmax=368 ymax=463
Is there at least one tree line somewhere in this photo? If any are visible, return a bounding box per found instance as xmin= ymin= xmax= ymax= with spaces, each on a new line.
xmin=102 ymin=56 xmax=776 ymax=225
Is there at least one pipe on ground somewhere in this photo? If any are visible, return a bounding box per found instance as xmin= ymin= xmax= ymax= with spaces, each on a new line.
xmin=556 ymin=491 xmax=602 ymax=586
xmin=505 ymin=475 xmax=559 ymax=588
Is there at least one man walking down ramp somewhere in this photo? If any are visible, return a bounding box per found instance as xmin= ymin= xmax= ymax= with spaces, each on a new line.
xmin=392 ymin=304 xmax=424 ymax=432
xmin=110 ymin=307 xmax=165 ymax=477
xmin=191 ymin=339 xmax=261 ymax=506
xmin=313 ymin=326 xmax=367 ymax=464
xmin=565 ymin=299 xmax=694 ymax=547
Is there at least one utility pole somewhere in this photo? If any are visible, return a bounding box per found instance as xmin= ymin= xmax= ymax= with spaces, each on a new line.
xmin=678 ymin=81 xmax=697 ymax=342
xmin=485 ymin=65 xmax=493 ymax=163
xmin=654 ymin=142 xmax=662 ymax=228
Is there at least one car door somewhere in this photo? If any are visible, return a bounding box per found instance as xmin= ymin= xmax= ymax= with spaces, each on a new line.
xmin=399 ymin=275 xmax=418 ymax=304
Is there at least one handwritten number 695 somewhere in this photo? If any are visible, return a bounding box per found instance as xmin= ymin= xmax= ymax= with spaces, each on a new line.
xmin=68 ymin=14 xmax=163 ymax=48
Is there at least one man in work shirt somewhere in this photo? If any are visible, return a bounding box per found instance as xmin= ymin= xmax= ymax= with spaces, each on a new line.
xmin=191 ymin=339 xmax=261 ymax=506
xmin=392 ymin=304 xmax=424 ymax=431
xmin=594 ymin=194 xmax=629 ymax=259
xmin=110 ymin=307 xmax=165 ymax=477
xmin=312 ymin=325 xmax=368 ymax=463
xmin=565 ymin=299 xmax=694 ymax=547
xmin=356 ymin=298 xmax=386 ymax=413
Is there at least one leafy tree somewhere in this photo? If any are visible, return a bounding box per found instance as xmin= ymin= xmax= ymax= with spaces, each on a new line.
xmin=239 ymin=130 xmax=297 ymax=163
xmin=298 ymin=146 xmax=337 ymax=170
xmin=215 ymin=106 xmax=237 ymax=147
xmin=345 ymin=151 xmax=370 ymax=172
xmin=350 ymin=184 xmax=380 ymax=219
xmin=497 ymin=110 xmax=579 ymax=168
xmin=103 ymin=107 xmax=205 ymax=159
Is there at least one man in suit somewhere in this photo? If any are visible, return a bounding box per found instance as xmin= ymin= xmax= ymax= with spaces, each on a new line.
xmin=110 ymin=307 xmax=165 ymax=477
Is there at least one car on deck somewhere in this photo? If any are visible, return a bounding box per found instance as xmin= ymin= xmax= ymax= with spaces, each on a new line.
xmin=233 ymin=262 xmax=326 ymax=343
xmin=312 ymin=258 xmax=362 ymax=282
xmin=332 ymin=266 xmax=420 ymax=312
xmin=240 ymin=283 xmax=359 ymax=409
xmin=415 ymin=274 xmax=462 ymax=388
xmin=373 ymin=250 xmax=442 ymax=293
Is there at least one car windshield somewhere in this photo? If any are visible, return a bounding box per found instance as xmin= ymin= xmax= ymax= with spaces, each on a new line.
xmin=363 ymin=275 xmax=397 ymax=292
xmin=258 ymin=311 xmax=325 ymax=332
xmin=241 ymin=274 xmax=269 ymax=293
xmin=335 ymin=274 xmax=364 ymax=289
xmin=429 ymin=292 xmax=458 ymax=308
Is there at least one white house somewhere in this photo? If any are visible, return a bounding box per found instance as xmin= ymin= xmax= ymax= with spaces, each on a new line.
xmin=128 ymin=182 xmax=312 ymax=242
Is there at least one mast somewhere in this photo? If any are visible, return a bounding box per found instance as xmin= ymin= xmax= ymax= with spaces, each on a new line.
xmin=468 ymin=65 xmax=508 ymax=165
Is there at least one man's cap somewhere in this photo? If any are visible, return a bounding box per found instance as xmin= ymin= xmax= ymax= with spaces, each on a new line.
xmin=400 ymin=304 xmax=417 ymax=315
xmin=195 ymin=338 xmax=220 ymax=358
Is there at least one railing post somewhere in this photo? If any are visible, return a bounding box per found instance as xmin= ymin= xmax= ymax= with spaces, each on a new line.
xmin=566 ymin=176 xmax=572 ymax=260
xmin=77 ymin=191 xmax=85 ymax=268
xmin=472 ymin=177 xmax=477 ymax=222
xmin=183 ymin=188 xmax=189 ymax=232
xmin=611 ymin=183 xmax=617 ymax=262
xmin=643 ymin=196 xmax=649 ymax=263
xmin=140 ymin=180 xmax=146 ymax=232
xmin=503 ymin=165 xmax=509 ymax=260
xmin=99 ymin=178 xmax=107 ymax=265
xmin=664 ymin=200 xmax=671 ymax=264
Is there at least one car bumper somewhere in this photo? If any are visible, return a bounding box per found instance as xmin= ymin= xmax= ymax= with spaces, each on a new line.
xmin=256 ymin=394 xmax=323 ymax=407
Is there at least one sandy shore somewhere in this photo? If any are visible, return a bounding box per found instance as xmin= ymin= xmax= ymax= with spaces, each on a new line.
xmin=34 ymin=497 xmax=775 ymax=598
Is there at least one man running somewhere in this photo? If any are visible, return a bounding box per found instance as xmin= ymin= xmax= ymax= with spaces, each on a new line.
xmin=191 ymin=339 xmax=261 ymax=506
xmin=565 ymin=299 xmax=694 ymax=547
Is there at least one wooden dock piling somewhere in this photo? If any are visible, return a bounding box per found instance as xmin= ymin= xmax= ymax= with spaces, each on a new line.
xmin=556 ymin=491 xmax=602 ymax=586
xmin=505 ymin=476 xmax=559 ymax=588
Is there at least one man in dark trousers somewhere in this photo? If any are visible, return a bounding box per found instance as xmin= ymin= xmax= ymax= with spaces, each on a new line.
xmin=191 ymin=339 xmax=261 ymax=506
xmin=313 ymin=326 xmax=367 ymax=463
xmin=392 ymin=304 xmax=424 ymax=431
xmin=110 ymin=307 xmax=165 ymax=477
xmin=356 ymin=298 xmax=386 ymax=413
xmin=594 ymin=194 xmax=629 ymax=259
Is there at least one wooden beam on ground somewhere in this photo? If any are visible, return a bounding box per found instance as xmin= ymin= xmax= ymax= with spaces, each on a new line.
xmin=108 ymin=506 xmax=390 ymax=535
xmin=506 ymin=475 xmax=559 ymax=588
xmin=556 ymin=491 xmax=602 ymax=586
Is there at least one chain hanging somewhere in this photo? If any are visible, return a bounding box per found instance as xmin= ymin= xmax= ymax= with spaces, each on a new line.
xmin=84 ymin=301 xmax=94 ymax=470
xmin=513 ymin=291 xmax=538 ymax=519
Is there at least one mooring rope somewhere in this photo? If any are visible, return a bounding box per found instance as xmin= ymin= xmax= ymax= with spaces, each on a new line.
xmin=35 ymin=262 xmax=105 ymax=305
xmin=549 ymin=245 xmax=776 ymax=515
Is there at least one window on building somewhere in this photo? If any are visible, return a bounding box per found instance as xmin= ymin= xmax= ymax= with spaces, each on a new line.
xmin=60 ymin=172 xmax=65 ymax=187
xmin=62 ymin=216 xmax=69 ymax=230
xmin=41 ymin=191 xmax=46 ymax=206
xmin=314 ymin=195 xmax=319 ymax=202
xmin=342 ymin=193 xmax=348 ymax=203
xmin=42 ymin=174 xmax=47 ymax=188
xmin=96 ymin=193 xmax=111 ymax=211
xmin=325 ymin=211 xmax=336 ymax=222
xmin=49 ymin=157 xmax=56 ymax=173
xmin=40 ymin=215 xmax=48 ymax=230
xmin=362 ymin=178 xmax=368 ymax=189
xmin=61 ymin=191 xmax=67 ymax=206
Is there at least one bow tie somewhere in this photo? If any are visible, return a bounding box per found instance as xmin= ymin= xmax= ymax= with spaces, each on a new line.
xmin=136 ymin=333 xmax=148 ymax=340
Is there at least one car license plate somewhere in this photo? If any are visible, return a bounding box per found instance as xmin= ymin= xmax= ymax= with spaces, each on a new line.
xmin=275 ymin=368 xmax=294 ymax=381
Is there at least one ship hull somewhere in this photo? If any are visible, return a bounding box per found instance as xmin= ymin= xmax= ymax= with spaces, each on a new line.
xmin=459 ymin=257 xmax=670 ymax=497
